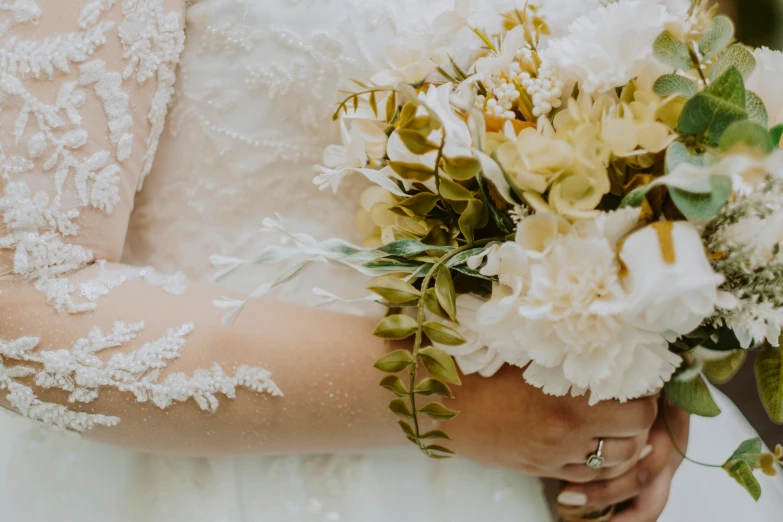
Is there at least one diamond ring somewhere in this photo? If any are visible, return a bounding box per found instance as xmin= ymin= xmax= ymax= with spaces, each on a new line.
xmin=586 ymin=439 xmax=605 ymax=470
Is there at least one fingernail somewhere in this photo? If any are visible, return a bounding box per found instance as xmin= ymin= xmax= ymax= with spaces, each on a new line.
xmin=640 ymin=444 xmax=654 ymax=460
xmin=557 ymin=491 xmax=588 ymax=507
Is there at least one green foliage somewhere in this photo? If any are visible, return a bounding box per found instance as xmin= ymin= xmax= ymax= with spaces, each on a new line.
xmin=457 ymin=198 xmax=486 ymax=244
xmin=419 ymin=346 xmax=462 ymax=384
xmin=374 ymin=349 xmax=414 ymax=373
xmin=679 ymin=67 xmax=748 ymax=147
xmin=704 ymin=350 xmax=747 ymax=385
xmin=367 ymin=275 xmax=421 ymax=303
xmin=398 ymin=129 xmax=440 ymax=155
xmin=414 ymin=378 xmax=454 ymax=398
xmin=699 ymin=15 xmax=735 ymax=61
xmin=719 ymin=121 xmax=774 ymax=154
xmin=389 ymin=398 xmax=413 ymax=419
xmin=393 ymin=193 xmax=440 ymax=217
xmin=669 ymin=175 xmax=732 ymax=221
xmin=417 ymin=402 xmax=459 ymax=421
xmin=746 ymin=91 xmax=769 ymax=128
xmin=653 ymin=31 xmax=693 ymax=70
xmin=388 ymin=161 xmax=435 ymax=181
xmin=710 ymin=44 xmax=756 ymax=80
xmin=665 ymin=375 xmax=722 ymax=417
xmin=653 ymin=74 xmax=697 ymax=98
xmin=419 ymin=429 xmax=452 ymax=440
xmin=373 ymin=315 xmax=418 ymax=340
xmin=723 ymin=438 xmax=764 ymax=501
xmin=444 ymin=155 xmax=482 ymax=181
xmin=435 ymin=267 xmax=458 ymax=321
xmin=439 ymin=176 xmax=474 ymax=201
xmin=771 ymin=125 xmax=783 ymax=147
xmin=422 ymin=322 xmax=468 ymax=346
xmin=755 ymin=345 xmax=783 ymax=424
xmin=665 ymin=141 xmax=691 ymax=174
xmin=380 ymin=375 xmax=410 ymax=397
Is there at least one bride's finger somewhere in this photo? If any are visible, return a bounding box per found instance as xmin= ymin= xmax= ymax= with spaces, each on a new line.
xmin=557 ymin=442 xmax=649 ymax=485
xmin=612 ymin=467 xmax=675 ymax=522
xmin=567 ymin=435 xmax=649 ymax=467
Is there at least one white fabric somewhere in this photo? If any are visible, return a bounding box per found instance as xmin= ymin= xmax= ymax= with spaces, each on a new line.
xmin=0 ymin=0 xmax=780 ymax=521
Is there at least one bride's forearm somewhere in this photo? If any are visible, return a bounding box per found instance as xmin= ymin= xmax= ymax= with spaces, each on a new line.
xmin=0 ymin=263 xmax=417 ymax=456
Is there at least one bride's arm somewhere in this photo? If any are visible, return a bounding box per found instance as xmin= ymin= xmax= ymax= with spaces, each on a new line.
xmin=0 ymin=0 xmax=404 ymax=455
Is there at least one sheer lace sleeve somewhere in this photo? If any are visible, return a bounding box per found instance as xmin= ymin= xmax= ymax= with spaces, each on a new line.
xmin=0 ymin=0 xmax=402 ymax=455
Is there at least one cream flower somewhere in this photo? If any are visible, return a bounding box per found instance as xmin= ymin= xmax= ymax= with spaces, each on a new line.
xmin=530 ymin=0 xmax=602 ymax=38
xmin=746 ymin=47 xmax=783 ymax=127
xmin=620 ymin=221 xmax=727 ymax=341
xmin=420 ymin=83 xmax=474 ymax=159
xmin=472 ymin=209 xmax=681 ymax=404
xmin=371 ymin=35 xmax=437 ymax=86
xmin=540 ymin=1 xmax=674 ymax=93
xmin=313 ymin=120 xmax=369 ymax=193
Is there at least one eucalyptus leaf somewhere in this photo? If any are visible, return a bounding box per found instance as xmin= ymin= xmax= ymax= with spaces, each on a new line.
xmin=389 ymin=398 xmax=413 ymax=419
xmin=367 ymin=275 xmax=421 ymax=303
xmin=665 ymin=141 xmax=691 ymax=174
xmin=704 ymin=66 xmax=746 ymax=107
xmin=704 ymin=350 xmax=747 ymax=385
xmin=423 ymin=322 xmax=468 ymax=346
xmin=665 ymin=374 xmax=722 ymax=417
xmin=746 ymin=91 xmax=769 ymax=128
xmin=653 ymin=74 xmax=697 ymax=98
xmin=771 ymin=124 xmax=783 ymax=147
xmin=414 ymin=377 xmax=454 ymax=398
xmin=755 ymin=345 xmax=783 ymax=424
xmin=444 ymin=155 xmax=481 ymax=180
xmin=373 ymin=349 xmax=415 ymax=372
xmin=719 ymin=120 xmax=774 ymax=154
xmin=710 ymin=44 xmax=756 ymax=80
xmin=435 ymin=267 xmax=458 ymax=322
xmin=670 ymin=174 xmax=732 ymax=220
xmin=619 ymin=185 xmax=650 ymax=208
xmin=380 ymin=375 xmax=410 ymax=397
xmin=419 ymin=346 xmax=462 ymax=384
xmin=417 ymin=402 xmax=459 ymax=421
xmin=653 ymin=31 xmax=692 ymax=70
xmin=723 ymin=461 xmax=762 ymax=501
xmin=699 ymin=15 xmax=735 ymax=61
xmin=679 ymin=70 xmax=748 ymax=147
xmin=397 ymin=129 xmax=440 ymax=155
xmin=373 ymin=315 xmax=418 ymax=340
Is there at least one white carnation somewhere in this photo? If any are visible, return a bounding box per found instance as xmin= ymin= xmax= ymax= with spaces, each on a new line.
xmin=746 ymin=47 xmax=783 ymax=127
xmin=470 ymin=210 xmax=681 ymax=404
xmin=540 ymin=1 xmax=674 ymax=93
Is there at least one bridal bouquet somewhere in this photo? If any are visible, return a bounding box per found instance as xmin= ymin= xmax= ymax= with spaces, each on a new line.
xmin=214 ymin=0 xmax=783 ymax=502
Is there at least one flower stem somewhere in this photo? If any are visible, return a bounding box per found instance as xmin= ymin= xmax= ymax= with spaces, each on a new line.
xmin=663 ymin=401 xmax=724 ymax=468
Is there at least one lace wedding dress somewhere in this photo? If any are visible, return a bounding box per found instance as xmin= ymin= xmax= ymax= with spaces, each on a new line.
xmin=0 ymin=1 xmax=781 ymax=521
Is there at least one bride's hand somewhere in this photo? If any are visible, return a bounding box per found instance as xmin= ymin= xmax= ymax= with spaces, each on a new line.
xmin=445 ymin=365 xmax=659 ymax=482
xmin=556 ymin=402 xmax=690 ymax=521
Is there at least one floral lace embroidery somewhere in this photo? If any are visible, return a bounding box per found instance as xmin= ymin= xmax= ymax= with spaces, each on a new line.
xmin=0 ymin=322 xmax=283 ymax=432
xmin=79 ymin=259 xmax=187 ymax=302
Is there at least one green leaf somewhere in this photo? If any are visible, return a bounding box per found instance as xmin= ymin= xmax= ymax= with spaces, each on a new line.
xmin=719 ymin=121 xmax=774 ymax=154
xmin=711 ymin=44 xmax=756 ymax=80
xmin=367 ymin=275 xmax=421 ymax=303
xmin=414 ymin=377 xmax=454 ymax=398
xmin=423 ymin=444 xmax=455 ymax=455
xmin=665 ymin=141 xmax=691 ymax=174
xmin=755 ymin=345 xmax=783 ymax=424
xmin=619 ymin=185 xmax=651 ymax=208
xmin=653 ymin=74 xmax=698 ymax=98
xmin=380 ymin=375 xmax=410 ymax=397
xmin=385 ymin=92 xmax=397 ymax=124
xmin=417 ymin=402 xmax=459 ymax=421
xmin=746 ymin=91 xmax=769 ymax=128
xmin=399 ymin=102 xmax=417 ymax=127
xmin=389 ymin=398 xmax=413 ymax=419
xmin=699 ymin=15 xmax=735 ymax=61
xmin=393 ymin=193 xmax=440 ymax=217
xmin=665 ymin=375 xmax=722 ymax=417
xmin=679 ymin=88 xmax=747 ymax=147
xmin=435 ymin=267 xmax=457 ymax=322
xmin=669 ymin=174 xmax=732 ymax=221
xmin=458 ymin=199 xmax=485 ymax=244
xmin=704 ymin=350 xmax=747 ymax=385
xmin=439 ymin=176 xmax=474 ymax=201
xmin=704 ymin=66 xmax=746 ymax=108
xmin=398 ymin=420 xmax=415 ymax=438
xmin=422 ymin=322 xmax=467 ymax=346
xmin=771 ymin=124 xmax=783 ymax=147
xmin=369 ymin=91 xmax=378 ymax=118
xmin=723 ymin=461 xmax=762 ymax=501
xmin=397 ymin=129 xmax=440 ymax=155
xmin=444 ymin=155 xmax=481 ymax=181
xmin=419 ymin=429 xmax=452 ymax=440
xmin=373 ymin=315 xmax=418 ymax=340
xmin=377 ymin=240 xmax=452 ymax=257
xmin=424 ymin=288 xmax=451 ymax=321
xmin=388 ymin=161 xmax=435 ymax=181
xmin=725 ymin=438 xmax=764 ymax=468
xmin=477 ymin=171 xmax=515 ymax=234
xmin=374 ymin=349 xmax=415 ymax=373
xmin=419 ymin=346 xmax=462 ymax=385
xmin=653 ymin=31 xmax=692 ymax=70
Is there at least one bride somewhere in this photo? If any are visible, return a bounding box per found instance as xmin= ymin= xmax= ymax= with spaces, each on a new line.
xmin=0 ymin=0 xmax=781 ymax=520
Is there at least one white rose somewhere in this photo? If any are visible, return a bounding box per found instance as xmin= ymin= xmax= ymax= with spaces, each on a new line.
xmin=620 ymin=221 xmax=726 ymax=339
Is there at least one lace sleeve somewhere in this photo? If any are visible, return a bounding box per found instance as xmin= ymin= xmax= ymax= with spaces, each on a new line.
xmin=0 ymin=0 xmax=403 ymax=455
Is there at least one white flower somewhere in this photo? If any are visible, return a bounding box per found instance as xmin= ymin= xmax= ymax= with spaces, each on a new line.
xmin=470 ymin=26 xmax=527 ymax=81
xmin=531 ymin=0 xmax=602 ymax=38
xmin=620 ymin=222 xmax=727 ymax=341
xmin=746 ymin=47 xmax=783 ymax=127
xmin=420 ymin=83 xmax=473 ymax=159
xmin=472 ymin=210 xmax=682 ymax=404
xmin=313 ymin=120 xmax=370 ymax=193
xmin=371 ymin=35 xmax=437 ymax=86
xmin=540 ymin=1 xmax=674 ymax=93
xmin=429 ymin=295 xmax=505 ymax=378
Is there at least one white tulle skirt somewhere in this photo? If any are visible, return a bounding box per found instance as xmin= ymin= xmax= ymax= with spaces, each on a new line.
xmin=1 ymin=389 xmax=781 ymax=522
